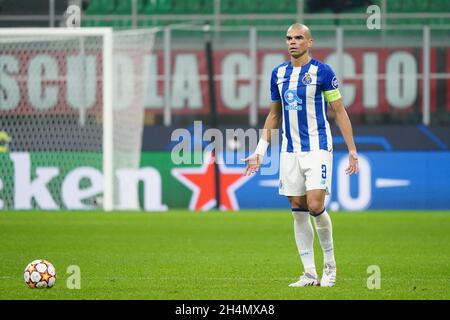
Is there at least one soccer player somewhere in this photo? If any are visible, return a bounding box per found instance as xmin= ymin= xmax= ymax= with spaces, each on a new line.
xmin=243 ymin=23 xmax=358 ymax=287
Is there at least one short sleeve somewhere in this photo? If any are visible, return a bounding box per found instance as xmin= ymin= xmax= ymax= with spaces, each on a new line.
xmin=270 ymin=68 xmax=281 ymax=102
xmin=321 ymin=64 xmax=339 ymax=91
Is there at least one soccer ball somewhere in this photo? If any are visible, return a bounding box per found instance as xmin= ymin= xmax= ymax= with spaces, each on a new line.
xmin=24 ymin=259 xmax=57 ymax=288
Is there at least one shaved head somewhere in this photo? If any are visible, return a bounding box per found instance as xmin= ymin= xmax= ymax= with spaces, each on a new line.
xmin=285 ymin=23 xmax=313 ymax=60
xmin=287 ymin=23 xmax=312 ymax=39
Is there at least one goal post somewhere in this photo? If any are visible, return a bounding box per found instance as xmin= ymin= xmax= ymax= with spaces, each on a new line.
xmin=102 ymin=28 xmax=114 ymax=212
xmin=0 ymin=27 xmax=156 ymax=211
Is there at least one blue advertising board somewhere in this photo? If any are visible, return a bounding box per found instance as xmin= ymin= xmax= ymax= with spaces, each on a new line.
xmin=233 ymin=152 xmax=450 ymax=210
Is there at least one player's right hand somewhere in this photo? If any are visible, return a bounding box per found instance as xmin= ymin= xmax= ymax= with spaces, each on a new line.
xmin=345 ymin=150 xmax=359 ymax=175
xmin=242 ymin=153 xmax=261 ymax=176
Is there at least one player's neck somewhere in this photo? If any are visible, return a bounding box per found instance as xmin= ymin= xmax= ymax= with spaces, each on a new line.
xmin=291 ymin=55 xmax=312 ymax=68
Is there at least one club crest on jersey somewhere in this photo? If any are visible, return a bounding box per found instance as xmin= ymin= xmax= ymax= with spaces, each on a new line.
xmin=283 ymin=89 xmax=303 ymax=111
xmin=302 ymin=73 xmax=312 ymax=85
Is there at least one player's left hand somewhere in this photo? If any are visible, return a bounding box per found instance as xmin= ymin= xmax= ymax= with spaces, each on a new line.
xmin=346 ymin=150 xmax=359 ymax=175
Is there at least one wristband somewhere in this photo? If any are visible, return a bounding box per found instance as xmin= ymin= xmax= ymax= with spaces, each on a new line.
xmin=255 ymin=139 xmax=269 ymax=156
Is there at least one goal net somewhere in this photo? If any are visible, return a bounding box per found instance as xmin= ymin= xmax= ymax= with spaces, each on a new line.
xmin=0 ymin=28 xmax=156 ymax=211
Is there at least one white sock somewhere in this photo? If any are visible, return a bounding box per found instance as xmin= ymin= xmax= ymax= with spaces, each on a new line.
xmin=312 ymin=209 xmax=336 ymax=266
xmin=292 ymin=209 xmax=316 ymax=276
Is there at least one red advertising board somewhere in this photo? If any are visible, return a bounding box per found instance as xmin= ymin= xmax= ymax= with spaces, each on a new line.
xmin=0 ymin=47 xmax=447 ymax=115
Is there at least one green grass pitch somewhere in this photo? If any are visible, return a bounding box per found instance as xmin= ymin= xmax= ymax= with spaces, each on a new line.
xmin=0 ymin=210 xmax=449 ymax=300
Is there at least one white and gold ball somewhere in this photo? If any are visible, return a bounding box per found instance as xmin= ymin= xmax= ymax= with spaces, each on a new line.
xmin=23 ymin=259 xmax=57 ymax=288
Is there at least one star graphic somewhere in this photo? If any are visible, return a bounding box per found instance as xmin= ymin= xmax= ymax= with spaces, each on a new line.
xmin=171 ymin=152 xmax=251 ymax=211
xmin=41 ymin=272 xmax=50 ymax=282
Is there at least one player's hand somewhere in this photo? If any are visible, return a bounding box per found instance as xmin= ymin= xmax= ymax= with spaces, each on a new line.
xmin=346 ymin=150 xmax=359 ymax=175
xmin=242 ymin=153 xmax=262 ymax=176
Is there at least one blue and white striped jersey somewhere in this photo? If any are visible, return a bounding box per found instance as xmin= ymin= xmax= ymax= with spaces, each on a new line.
xmin=270 ymin=58 xmax=340 ymax=153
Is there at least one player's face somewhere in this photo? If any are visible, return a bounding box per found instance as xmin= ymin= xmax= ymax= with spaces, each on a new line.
xmin=285 ymin=27 xmax=312 ymax=59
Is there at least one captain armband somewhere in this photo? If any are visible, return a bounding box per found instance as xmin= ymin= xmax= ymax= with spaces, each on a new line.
xmin=323 ymin=89 xmax=342 ymax=102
